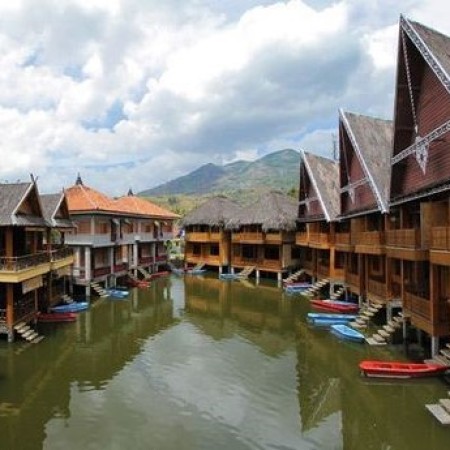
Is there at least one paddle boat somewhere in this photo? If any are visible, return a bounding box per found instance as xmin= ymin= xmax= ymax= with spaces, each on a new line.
xmin=330 ymin=324 xmax=365 ymax=343
xmin=37 ymin=312 xmax=77 ymax=323
xmin=359 ymin=360 xmax=449 ymax=379
xmin=51 ymin=301 xmax=89 ymax=313
xmin=311 ymin=300 xmax=359 ymax=314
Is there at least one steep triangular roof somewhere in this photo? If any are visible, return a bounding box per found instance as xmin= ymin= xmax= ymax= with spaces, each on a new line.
xmin=41 ymin=192 xmax=74 ymax=228
xmin=340 ymin=110 xmax=393 ymax=213
xmin=402 ymin=16 xmax=450 ymax=94
xmin=301 ymin=151 xmax=339 ymax=222
xmin=0 ymin=181 xmax=47 ymax=227
xmin=113 ymin=194 xmax=180 ymax=220
xmin=182 ymin=196 xmax=241 ymax=227
xmin=65 ymin=182 xmax=119 ymax=213
xmin=227 ymin=191 xmax=297 ymax=231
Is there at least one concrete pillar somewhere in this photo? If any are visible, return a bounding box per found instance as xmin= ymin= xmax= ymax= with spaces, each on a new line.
xmin=85 ymin=246 xmax=91 ymax=297
xmin=329 ymin=282 xmax=335 ymax=297
xmin=277 ymin=272 xmax=282 ymax=286
xmin=152 ymin=243 xmax=156 ymax=273
xmin=402 ymin=320 xmax=407 ymax=341
xmin=386 ymin=304 xmax=393 ymax=323
xmin=256 ymin=270 xmax=260 ymax=280
xmin=133 ymin=243 xmax=138 ymax=277
xmin=358 ymin=295 xmax=363 ymax=308
xmin=90 ymin=217 xmax=95 ymax=235
xmin=231 ymin=267 xmax=235 ymax=274
xmin=219 ymin=266 xmax=223 ymax=275
xmin=431 ymin=336 xmax=440 ymax=357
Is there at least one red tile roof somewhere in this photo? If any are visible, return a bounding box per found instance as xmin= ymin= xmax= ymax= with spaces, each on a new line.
xmin=113 ymin=195 xmax=180 ymax=219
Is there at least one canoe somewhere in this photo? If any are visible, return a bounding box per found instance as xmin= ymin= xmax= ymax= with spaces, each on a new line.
xmin=311 ymin=300 xmax=359 ymax=313
xmin=330 ymin=324 xmax=365 ymax=343
xmin=38 ymin=312 xmax=77 ymax=323
xmin=307 ymin=313 xmax=358 ymax=321
xmin=359 ymin=360 xmax=449 ymax=378
xmin=284 ymin=282 xmax=312 ymax=290
xmin=308 ymin=317 xmax=357 ymax=327
xmin=51 ymin=302 xmax=89 ymax=313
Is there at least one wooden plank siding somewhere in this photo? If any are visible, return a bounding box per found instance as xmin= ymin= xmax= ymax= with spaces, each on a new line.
xmin=392 ymin=61 xmax=450 ymax=198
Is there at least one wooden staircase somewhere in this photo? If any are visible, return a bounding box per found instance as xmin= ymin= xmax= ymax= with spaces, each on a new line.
xmin=283 ymin=269 xmax=305 ymax=284
xmin=137 ymin=266 xmax=152 ymax=280
xmin=62 ymin=294 xmax=73 ymax=304
xmin=90 ymin=282 xmax=108 ymax=297
xmin=236 ymin=266 xmax=255 ymax=279
xmin=14 ymin=322 xmax=45 ymax=344
xmin=303 ymin=278 xmax=329 ymax=297
xmin=347 ymin=302 xmax=383 ymax=334
xmin=426 ymin=388 xmax=450 ymax=426
xmin=330 ymin=286 xmax=345 ymax=301
xmin=364 ymin=310 xmax=404 ymax=346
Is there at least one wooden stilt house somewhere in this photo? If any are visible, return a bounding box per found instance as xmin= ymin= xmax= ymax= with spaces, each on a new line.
xmin=389 ymin=16 xmax=450 ymax=350
xmin=296 ymin=151 xmax=342 ymax=284
xmin=227 ymin=191 xmax=300 ymax=281
xmin=182 ymin=196 xmax=241 ymax=273
xmin=338 ymin=110 xmax=393 ymax=304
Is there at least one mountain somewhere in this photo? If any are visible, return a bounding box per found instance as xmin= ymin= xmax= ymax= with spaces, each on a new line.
xmin=139 ymin=149 xmax=300 ymax=197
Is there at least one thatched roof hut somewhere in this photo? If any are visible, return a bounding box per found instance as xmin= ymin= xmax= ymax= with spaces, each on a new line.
xmin=227 ymin=191 xmax=298 ymax=231
xmin=181 ymin=195 xmax=242 ymax=227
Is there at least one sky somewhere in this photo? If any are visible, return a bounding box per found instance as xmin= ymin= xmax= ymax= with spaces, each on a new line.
xmin=0 ymin=0 xmax=449 ymax=195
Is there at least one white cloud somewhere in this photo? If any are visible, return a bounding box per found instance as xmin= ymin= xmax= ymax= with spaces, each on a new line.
xmin=0 ymin=0 xmax=447 ymax=195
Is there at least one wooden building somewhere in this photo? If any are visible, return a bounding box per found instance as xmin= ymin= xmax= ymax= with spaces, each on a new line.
xmin=296 ymin=151 xmax=342 ymax=287
xmin=65 ymin=176 xmax=178 ymax=295
xmin=389 ymin=16 xmax=450 ymax=352
xmin=0 ymin=181 xmax=74 ymax=342
xmin=182 ymin=195 xmax=241 ymax=273
xmin=338 ymin=110 xmax=392 ymax=304
xmin=227 ymin=191 xmax=300 ymax=281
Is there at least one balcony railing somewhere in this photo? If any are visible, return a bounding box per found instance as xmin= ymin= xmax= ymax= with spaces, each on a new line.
xmin=265 ymin=232 xmax=283 ymax=244
xmin=356 ymin=231 xmax=384 ymax=246
xmin=232 ymin=232 xmax=264 ymax=243
xmin=0 ymin=252 xmax=50 ymax=272
xmin=431 ymin=227 xmax=450 ymax=251
xmin=386 ymin=229 xmax=421 ymax=248
xmin=232 ymin=257 xmax=282 ymax=270
xmin=367 ymin=279 xmax=387 ymax=298
xmin=50 ymin=247 xmax=74 ymax=261
xmin=296 ymin=231 xmax=308 ymax=245
xmin=335 ymin=233 xmax=351 ymax=245
xmin=309 ymin=232 xmax=330 ymax=245
xmin=404 ymin=291 xmax=430 ymax=320
xmin=186 ymin=232 xmax=212 ymax=242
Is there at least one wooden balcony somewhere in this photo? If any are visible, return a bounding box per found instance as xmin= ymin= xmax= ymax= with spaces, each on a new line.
xmin=308 ymin=232 xmax=330 ymax=249
xmin=430 ymin=227 xmax=450 ymax=266
xmin=50 ymin=247 xmax=74 ymax=270
xmin=232 ymin=232 xmax=264 ymax=243
xmin=265 ymin=231 xmax=294 ymax=244
xmin=355 ymin=231 xmax=385 ymax=255
xmin=185 ymin=231 xmax=218 ymax=242
xmin=367 ymin=279 xmax=387 ymax=302
xmin=295 ymin=232 xmax=308 ymax=246
xmin=185 ymin=253 xmax=221 ymax=266
xmin=232 ymin=257 xmax=283 ymax=272
xmin=0 ymin=252 xmax=52 ymax=283
xmin=386 ymin=229 xmax=427 ymax=260
xmin=335 ymin=232 xmax=353 ymax=251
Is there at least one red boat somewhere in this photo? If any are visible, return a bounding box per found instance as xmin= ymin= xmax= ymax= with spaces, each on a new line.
xmin=310 ymin=300 xmax=359 ymax=314
xmin=359 ymin=360 xmax=449 ymax=379
xmin=37 ymin=312 xmax=77 ymax=323
xmin=150 ymin=271 xmax=169 ymax=279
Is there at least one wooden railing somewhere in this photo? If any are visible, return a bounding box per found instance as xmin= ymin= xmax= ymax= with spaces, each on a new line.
xmin=0 ymin=252 xmax=50 ymax=271
xmin=404 ymin=291 xmax=430 ymax=319
xmin=295 ymin=232 xmax=308 ymax=245
xmin=431 ymin=227 xmax=450 ymax=251
xmin=309 ymin=232 xmax=330 ymax=245
xmin=232 ymin=257 xmax=282 ymax=270
xmin=367 ymin=279 xmax=387 ymax=298
xmin=386 ymin=229 xmax=420 ymax=248
xmin=356 ymin=231 xmax=384 ymax=246
xmin=155 ymin=255 xmax=167 ymax=262
xmin=265 ymin=232 xmax=283 ymax=243
xmin=335 ymin=233 xmax=351 ymax=245
xmin=185 ymin=232 xmax=212 ymax=242
xmin=232 ymin=232 xmax=264 ymax=242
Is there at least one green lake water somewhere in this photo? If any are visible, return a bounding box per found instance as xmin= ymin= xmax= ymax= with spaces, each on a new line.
xmin=0 ymin=274 xmax=450 ymax=449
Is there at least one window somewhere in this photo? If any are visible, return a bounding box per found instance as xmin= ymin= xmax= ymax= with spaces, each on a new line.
xmin=242 ymin=245 xmax=256 ymax=259
xmin=210 ymin=244 xmax=219 ymax=256
xmin=193 ymin=244 xmax=201 ymax=256
xmin=264 ymin=246 xmax=279 ymax=260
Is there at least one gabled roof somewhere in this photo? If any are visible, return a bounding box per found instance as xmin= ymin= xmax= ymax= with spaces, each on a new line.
xmin=227 ymin=191 xmax=298 ymax=231
xmin=41 ymin=193 xmax=74 ymax=228
xmin=65 ymin=182 xmax=119 ymax=214
xmin=340 ymin=110 xmax=393 ymax=213
xmin=182 ymin=195 xmax=241 ymax=227
xmin=301 ymin=151 xmax=339 ymax=222
xmin=0 ymin=182 xmax=47 ymax=227
xmin=402 ymin=16 xmax=450 ymax=95
xmin=113 ymin=194 xmax=180 ymax=220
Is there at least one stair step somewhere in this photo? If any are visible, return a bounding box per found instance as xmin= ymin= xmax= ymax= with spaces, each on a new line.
xmin=378 ymin=330 xmax=391 ymax=338
xmin=31 ymin=335 xmax=45 ymax=344
xmin=371 ymin=303 xmax=383 ymax=309
xmin=440 ymin=399 xmax=450 ymax=414
xmin=388 ymin=320 xmax=402 ymax=328
xmin=14 ymin=322 xmax=27 ymax=331
xmin=25 ymin=331 xmax=38 ymax=340
xmin=425 ymin=404 xmax=450 ymax=425
xmin=16 ymin=325 xmax=31 ymax=334
xmin=393 ymin=316 xmax=404 ymax=323
xmin=362 ymin=311 xmax=375 ymax=317
xmin=383 ymin=325 xmax=396 ymax=333
xmin=21 ymin=329 xmax=34 ymax=338
xmin=356 ymin=317 xmax=369 ymax=324
xmin=372 ymin=334 xmax=386 ymax=343
xmin=433 ymin=355 xmax=450 ymax=366
xmin=367 ymin=306 xmax=380 ymax=313
xmin=440 ymin=349 xmax=450 ymax=359
xmin=350 ymin=323 xmax=366 ymax=329
xmin=366 ymin=337 xmax=387 ymax=346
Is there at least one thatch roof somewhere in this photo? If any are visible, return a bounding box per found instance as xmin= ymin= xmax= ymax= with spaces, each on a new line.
xmin=0 ymin=182 xmax=47 ymax=227
xmin=41 ymin=193 xmax=74 ymax=228
xmin=406 ymin=18 xmax=450 ymax=92
xmin=302 ymin=152 xmax=340 ymax=222
xmin=341 ymin=111 xmax=393 ymax=212
xmin=227 ymin=191 xmax=298 ymax=231
xmin=181 ymin=195 xmax=242 ymax=227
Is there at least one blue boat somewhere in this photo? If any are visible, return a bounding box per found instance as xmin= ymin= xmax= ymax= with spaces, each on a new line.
xmin=51 ymin=301 xmax=89 ymax=313
xmin=186 ymin=268 xmax=207 ymax=275
xmin=307 ymin=313 xmax=358 ymax=321
xmin=330 ymin=324 xmax=365 ymax=343
xmin=106 ymin=289 xmax=129 ymax=298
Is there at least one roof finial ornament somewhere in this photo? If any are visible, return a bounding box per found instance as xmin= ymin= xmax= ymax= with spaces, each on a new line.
xmin=75 ymin=173 xmax=83 ymax=185
xmin=127 ymin=187 xmax=134 ymax=196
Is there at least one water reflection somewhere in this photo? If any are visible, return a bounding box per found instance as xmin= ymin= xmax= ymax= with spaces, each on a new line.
xmin=0 ymin=276 xmax=449 ymax=450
